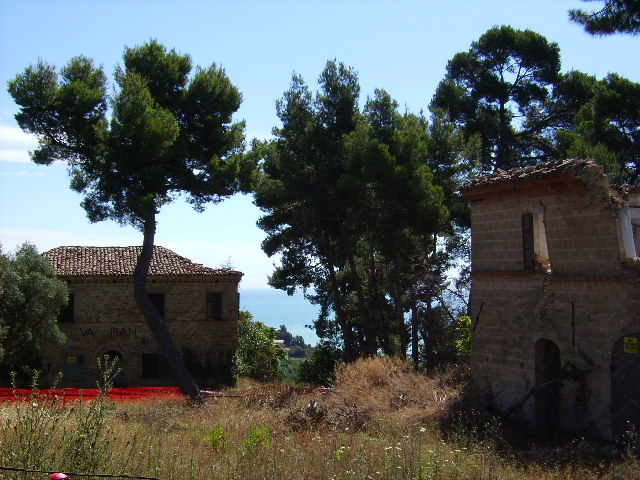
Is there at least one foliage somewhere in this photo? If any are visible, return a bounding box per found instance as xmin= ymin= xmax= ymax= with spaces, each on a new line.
xmin=569 ymin=0 xmax=640 ymax=35
xmin=0 ymin=243 xmax=68 ymax=386
xmin=7 ymin=40 xmax=254 ymax=399
xmin=1 ymin=358 xmax=638 ymax=479
xmin=243 ymin=424 xmax=271 ymax=452
xmin=7 ymin=40 xmax=252 ymax=228
xmin=454 ymin=315 xmax=472 ymax=362
xmin=203 ymin=422 xmax=230 ymax=452
xmin=555 ymin=72 xmax=640 ymax=184
xmin=0 ymin=356 xmax=128 ymax=476
xmin=431 ymin=25 xmax=562 ymax=171
xmin=235 ymin=311 xmax=287 ymax=382
xmin=275 ymin=324 xmax=312 ymax=358
xmin=255 ymin=61 xmax=450 ymax=362
xmin=430 ymin=24 xmax=639 ymax=187
xmin=296 ymin=341 xmax=343 ymax=386
xmin=279 ymin=357 xmax=304 ymax=383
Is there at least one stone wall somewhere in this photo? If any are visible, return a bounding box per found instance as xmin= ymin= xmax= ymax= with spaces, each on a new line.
xmin=40 ymin=276 xmax=240 ymax=389
xmin=467 ymin=175 xmax=640 ymax=440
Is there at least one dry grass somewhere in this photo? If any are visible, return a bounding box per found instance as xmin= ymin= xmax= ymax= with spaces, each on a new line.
xmin=1 ymin=357 xmax=639 ymax=479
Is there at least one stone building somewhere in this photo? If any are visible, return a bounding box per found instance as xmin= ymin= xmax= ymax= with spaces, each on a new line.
xmin=41 ymin=246 xmax=242 ymax=389
xmin=461 ymin=159 xmax=640 ymax=441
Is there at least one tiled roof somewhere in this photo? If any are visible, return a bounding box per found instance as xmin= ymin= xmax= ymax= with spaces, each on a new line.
xmin=461 ymin=159 xmax=603 ymax=191
xmin=43 ymin=246 xmax=243 ymax=277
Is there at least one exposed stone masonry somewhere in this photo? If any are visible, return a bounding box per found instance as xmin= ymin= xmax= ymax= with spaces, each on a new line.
xmin=463 ymin=159 xmax=640 ymax=441
xmin=40 ymin=246 xmax=242 ymax=389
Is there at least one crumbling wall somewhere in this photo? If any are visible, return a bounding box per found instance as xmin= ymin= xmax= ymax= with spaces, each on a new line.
xmin=468 ymin=171 xmax=639 ymax=440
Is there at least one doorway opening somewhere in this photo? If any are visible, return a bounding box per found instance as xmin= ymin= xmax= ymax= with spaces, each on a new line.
xmin=535 ymin=339 xmax=562 ymax=432
xmin=611 ymin=333 xmax=640 ymax=444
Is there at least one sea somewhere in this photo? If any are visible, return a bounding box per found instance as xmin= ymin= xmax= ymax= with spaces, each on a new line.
xmin=238 ymin=288 xmax=321 ymax=345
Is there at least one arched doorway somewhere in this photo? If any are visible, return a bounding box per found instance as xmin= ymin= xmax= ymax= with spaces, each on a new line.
xmin=535 ymin=339 xmax=562 ymax=432
xmin=611 ymin=333 xmax=640 ymax=443
xmin=103 ymin=350 xmax=124 ymax=387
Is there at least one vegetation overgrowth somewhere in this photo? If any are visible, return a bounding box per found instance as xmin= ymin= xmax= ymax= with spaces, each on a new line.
xmin=1 ymin=356 xmax=638 ymax=480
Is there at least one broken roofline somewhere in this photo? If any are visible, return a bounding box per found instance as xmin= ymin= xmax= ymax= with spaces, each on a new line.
xmin=461 ymin=158 xmax=640 ymax=265
xmin=461 ymin=159 xmax=639 ymax=205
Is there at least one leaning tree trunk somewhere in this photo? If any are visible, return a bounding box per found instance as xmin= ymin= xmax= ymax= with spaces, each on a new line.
xmin=133 ymin=211 xmax=203 ymax=404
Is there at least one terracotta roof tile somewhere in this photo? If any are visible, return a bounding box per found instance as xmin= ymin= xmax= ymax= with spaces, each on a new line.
xmin=461 ymin=159 xmax=602 ymax=191
xmin=43 ymin=246 xmax=243 ymax=278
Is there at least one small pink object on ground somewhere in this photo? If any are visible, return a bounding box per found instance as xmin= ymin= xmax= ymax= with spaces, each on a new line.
xmin=50 ymin=473 xmax=68 ymax=479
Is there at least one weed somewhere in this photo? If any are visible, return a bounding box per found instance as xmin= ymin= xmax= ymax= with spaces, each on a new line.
xmin=1 ymin=356 xmax=639 ymax=479
xmin=203 ymin=422 xmax=229 ymax=452
xmin=243 ymin=423 xmax=271 ymax=452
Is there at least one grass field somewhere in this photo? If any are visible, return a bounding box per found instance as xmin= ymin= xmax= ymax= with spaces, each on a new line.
xmin=1 ymin=357 xmax=638 ymax=480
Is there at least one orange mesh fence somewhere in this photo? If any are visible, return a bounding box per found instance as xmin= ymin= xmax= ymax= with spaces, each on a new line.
xmin=0 ymin=386 xmax=183 ymax=403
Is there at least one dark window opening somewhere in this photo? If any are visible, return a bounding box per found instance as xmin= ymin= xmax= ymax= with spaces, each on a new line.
xmin=207 ymin=293 xmax=224 ymax=321
xmin=148 ymin=293 xmax=165 ymax=321
xmin=58 ymin=294 xmax=75 ymax=323
xmin=141 ymin=353 xmax=169 ymax=379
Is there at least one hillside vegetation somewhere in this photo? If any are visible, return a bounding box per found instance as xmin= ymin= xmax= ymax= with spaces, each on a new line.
xmin=1 ymin=357 xmax=638 ymax=479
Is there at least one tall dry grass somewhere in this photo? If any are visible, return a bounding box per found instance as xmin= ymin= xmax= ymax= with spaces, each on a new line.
xmin=1 ymin=356 xmax=638 ymax=479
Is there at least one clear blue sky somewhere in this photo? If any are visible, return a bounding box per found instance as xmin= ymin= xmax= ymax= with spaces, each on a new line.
xmin=1 ymin=0 xmax=638 ymax=289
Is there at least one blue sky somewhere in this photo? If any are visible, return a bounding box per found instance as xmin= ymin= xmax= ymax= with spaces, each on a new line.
xmin=0 ymin=0 xmax=638 ymax=289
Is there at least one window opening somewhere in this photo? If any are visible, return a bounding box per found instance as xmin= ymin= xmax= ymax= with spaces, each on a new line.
xmin=207 ymin=293 xmax=224 ymax=321
xmin=621 ymin=205 xmax=640 ymax=258
xmin=141 ymin=353 xmax=169 ymax=379
xmin=522 ymin=212 xmax=551 ymax=272
xmin=148 ymin=293 xmax=165 ymax=321
xmin=58 ymin=294 xmax=74 ymax=323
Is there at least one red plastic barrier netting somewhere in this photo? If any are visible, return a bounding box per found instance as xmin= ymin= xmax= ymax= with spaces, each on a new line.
xmin=0 ymin=386 xmax=183 ymax=403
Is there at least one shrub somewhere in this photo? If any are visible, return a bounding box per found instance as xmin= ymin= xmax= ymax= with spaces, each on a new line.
xmin=296 ymin=341 xmax=343 ymax=386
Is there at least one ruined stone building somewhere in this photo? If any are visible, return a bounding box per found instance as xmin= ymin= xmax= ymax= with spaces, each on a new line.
xmin=41 ymin=246 xmax=242 ymax=388
xmin=461 ymin=159 xmax=640 ymax=441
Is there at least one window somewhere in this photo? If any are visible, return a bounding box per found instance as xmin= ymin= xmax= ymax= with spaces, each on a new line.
xmin=148 ymin=293 xmax=165 ymax=321
xmin=58 ymin=294 xmax=74 ymax=323
xmin=207 ymin=293 xmax=223 ymax=321
xmin=64 ymin=355 xmax=83 ymax=382
xmin=621 ymin=205 xmax=640 ymax=259
xmin=522 ymin=212 xmax=551 ymax=272
xmin=141 ymin=353 xmax=169 ymax=378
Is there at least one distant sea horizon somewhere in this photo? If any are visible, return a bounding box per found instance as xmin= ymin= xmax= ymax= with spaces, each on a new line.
xmin=239 ymin=288 xmax=321 ymax=345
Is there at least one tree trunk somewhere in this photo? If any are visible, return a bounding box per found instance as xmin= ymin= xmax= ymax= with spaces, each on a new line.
xmin=323 ymin=233 xmax=357 ymax=362
xmin=133 ymin=211 xmax=203 ymax=404
xmin=411 ymin=299 xmax=419 ymax=370
xmin=348 ymin=252 xmax=376 ymax=356
xmin=392 ymin=254 xmax=409 ymax=359
xmin=497 ymin=99 xmax=509 ymax=170
xmin=369 ymin=247 xmax=389 ymax=354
